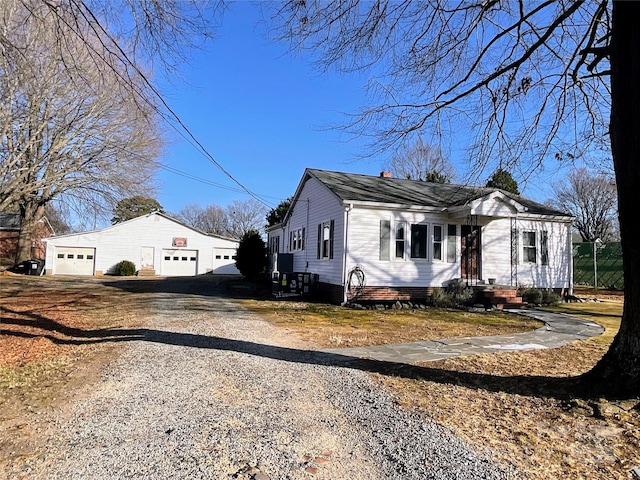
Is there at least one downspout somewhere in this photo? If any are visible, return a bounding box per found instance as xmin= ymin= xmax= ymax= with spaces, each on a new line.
xmin=342 ymin=203 xmax=353 ymax=305
xmin=305 ymin=199 xmax=310 ymax=271
xmin=567 ymin=222 xmax=574 ymax=295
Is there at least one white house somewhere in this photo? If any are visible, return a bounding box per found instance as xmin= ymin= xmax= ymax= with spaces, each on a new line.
xmin=43 ymin=212 xmax=240 ymax=276
xmin=267 ymin=169 xmax=574 ymax=304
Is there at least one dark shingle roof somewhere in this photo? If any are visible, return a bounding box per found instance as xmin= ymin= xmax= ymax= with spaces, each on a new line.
xmin=307 ymin=169 xmax=569 ymax=217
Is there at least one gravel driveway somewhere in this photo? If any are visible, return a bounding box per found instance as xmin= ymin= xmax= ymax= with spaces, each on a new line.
xmin=6 ymin=286 xmax=515 ymax=479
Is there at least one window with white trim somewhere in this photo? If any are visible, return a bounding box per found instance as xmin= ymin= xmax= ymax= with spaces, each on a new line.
xmin=395 ymin=222 xmax=406 ymax=259
xmin=523 ymin=231 xmax=537 ymax=263
xmin=289 ymin=227 xmax=305 ymax=251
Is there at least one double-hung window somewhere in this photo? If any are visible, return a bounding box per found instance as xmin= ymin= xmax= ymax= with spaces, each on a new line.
xmin=317 ymin=220 xmax=334 ymax=259
xmin=289 ymin=228 xmax=305 ymax=251
xmin=523 ymin=231 xmax=537 ymax=263
xmin=322 ymin=223 xmax=330 ymax=257
xmin=395 ymin=222 xmax=406 ymax=259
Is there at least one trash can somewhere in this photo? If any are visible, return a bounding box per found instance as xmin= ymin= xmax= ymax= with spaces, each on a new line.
xmin=10 ymin=259 xmax=45 ymax=275
xmin=27 ymin=260 xmax=43 ymax=275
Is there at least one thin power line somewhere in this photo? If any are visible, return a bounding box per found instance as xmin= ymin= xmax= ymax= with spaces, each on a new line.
xmin=56 ymin=1 xmax=271 ymax=208
xmin=158 ymin=164 xmax=281 ymax=202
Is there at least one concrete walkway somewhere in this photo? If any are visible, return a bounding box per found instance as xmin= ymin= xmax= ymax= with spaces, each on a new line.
xmin=321 ymin=309 xmax=604 ymax=364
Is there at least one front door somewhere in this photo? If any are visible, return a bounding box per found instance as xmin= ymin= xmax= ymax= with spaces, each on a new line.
xmin=141 ymin=246 xmax=154 ymax=270
xmin=461 ymin=225 xmax=481 ymax=283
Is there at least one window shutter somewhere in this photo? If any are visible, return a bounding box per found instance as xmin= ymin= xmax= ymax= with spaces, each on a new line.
xmin=541 ymin=231 xmax=549 ymax=266
xmin=380 ymin=220 xmax=390 ymax=260
xmin=329 ymin=219 xmax=335 ymax=259
xmin=317 ymin=224 xmax=321 ymax=259
xmin=301 ymin=227 xmax=305 ymax=251
xmin=289 ymin=231 xmax=293 ymax=251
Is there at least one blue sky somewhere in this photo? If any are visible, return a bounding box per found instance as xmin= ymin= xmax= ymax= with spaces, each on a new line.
xmin=156 ymin=3 xmax=386 ymax=215
xmin=154 ymin=3 xmax=571 ymax=216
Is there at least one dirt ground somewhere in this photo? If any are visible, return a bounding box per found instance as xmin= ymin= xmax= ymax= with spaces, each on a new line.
xmin=1 ymin=275 xmax=638 ymax=479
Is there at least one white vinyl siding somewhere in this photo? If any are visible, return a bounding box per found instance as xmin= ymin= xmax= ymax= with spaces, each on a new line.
xmin=481 ymin=218 xmax=571 ymax=289
xmin=346 ymin=209 xmax=460 ymax=288
xmin=284 ymin=176 xmax=344 ymax=284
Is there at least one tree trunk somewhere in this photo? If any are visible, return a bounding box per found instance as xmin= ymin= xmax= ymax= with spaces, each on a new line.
xmin=588 ymin=1 xmax=640 ymax=396
xmin=16 ymin=202 xmax=45 ymax=263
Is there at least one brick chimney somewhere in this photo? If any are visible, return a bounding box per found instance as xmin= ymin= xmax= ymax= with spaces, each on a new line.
xmin=380 ymin=171 xmax=392 ymax=178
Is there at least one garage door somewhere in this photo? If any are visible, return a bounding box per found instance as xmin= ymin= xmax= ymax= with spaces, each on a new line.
xmin=212 ymin=247 xmax=239 ymax=274
xmin=161 ymin=249 xmax=198 ymax=276
xmin=54 ymin=247 xmax=95 ymax=275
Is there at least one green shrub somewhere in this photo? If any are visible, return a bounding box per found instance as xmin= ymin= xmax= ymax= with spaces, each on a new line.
xmin=113 ymin=260 xmax=136 ymax=276
xmin=430 ymin=282 xmax=473 ymax=308
xmin=522 ymin=288 xmax=543 ymax=304
xmin=235 ymin=230 xmax=268 ymax=280
xmin=521 ymin=288 xmax=561 ymax=305
xmin=430 ymin=287 xmax=451 ymax=307
xmin=541 ymin=289 xmax=562 ymax=305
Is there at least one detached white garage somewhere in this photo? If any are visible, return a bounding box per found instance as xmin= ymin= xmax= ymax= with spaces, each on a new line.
xmin=43 ymin=212 xmax=240 ymax=276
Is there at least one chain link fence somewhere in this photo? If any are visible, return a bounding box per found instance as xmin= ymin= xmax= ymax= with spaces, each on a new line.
xmin=573 ymin=242 xmax=624 ymax=290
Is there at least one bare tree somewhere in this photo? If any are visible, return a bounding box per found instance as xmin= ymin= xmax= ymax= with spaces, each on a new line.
xmin=43 ymin=204 xmax=72 ymax=235
xmin=266 ymin=1 xmax=638 ymax=393
xmin=175 ymin=201 xmax=265 ymax=238
xmin=175 ymin=204 xmax=230 ymax=236
xmin=0 ymin=1 xmax=161 ymax=261
xmin=385 ymin=138 xmax=455 ymax=182
xmin=226 ymin=199 xmax=268 ymax=239
xmin=552 ymin=168 xmax=617 ymax=242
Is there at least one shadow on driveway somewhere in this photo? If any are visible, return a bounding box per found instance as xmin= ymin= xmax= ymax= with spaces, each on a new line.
xmin=1 ymin=297 xmax=606 ymax=402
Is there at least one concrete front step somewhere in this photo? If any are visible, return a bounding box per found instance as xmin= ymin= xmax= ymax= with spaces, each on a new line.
xmin=481 ymin=289 xmax=518 ymax=298
xmin=137 ymin=269 xmax=156 ymax=277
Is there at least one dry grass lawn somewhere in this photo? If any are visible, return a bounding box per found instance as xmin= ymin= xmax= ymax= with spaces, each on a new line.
xmin=244 ymin=289 xmax=639 ymax=480
xmin=241 ymin=299 xmax=541 ymax=348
